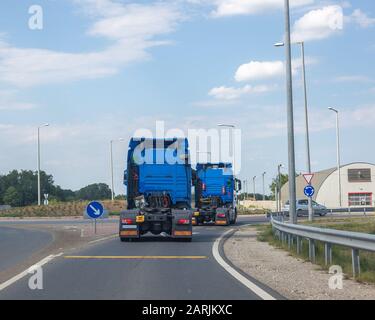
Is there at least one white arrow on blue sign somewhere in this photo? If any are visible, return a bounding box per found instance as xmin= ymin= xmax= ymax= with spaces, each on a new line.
xmin=86 ymin=201 xmax=104 ymax=219
xmin=304 ymin=185 xmax=315 ymax=198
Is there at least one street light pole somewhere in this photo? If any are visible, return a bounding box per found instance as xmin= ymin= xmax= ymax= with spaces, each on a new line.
xmin=253 ymin=176 xmax=256 ymax=201
xmin=262 ymin=172 xmax=266 ymax=201
xmin=278 ymin=164 xmax=282 ymax=212
xmin=283 ymin=0 xmax=297 ymax=224
xmin=299 ymin=41 xmax=314 ymax=221
xmin=218 ymin=124 xmax=237 ymax=203
xmin=197 ymin=151 xmax=212 ymax=163
xmin=328 ymin=107 xmax=342 ymax=207
xmin=110 ymin=138 xmax=125 ymax=202
xmin=37 ymin=123 xmax=49 ymax=206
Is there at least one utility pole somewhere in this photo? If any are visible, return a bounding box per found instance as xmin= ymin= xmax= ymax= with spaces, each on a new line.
xmin=299 ymin=41 xmax=314 ymax=221
xmin=283 ymin=0 xmax=297 ymax=224
xmin=110 ymin=138 xmax=125 ymax=202
xmin=328 ymin=107 xmax=342 ymax=207
xmin=262 ymin=172 xmax=266 ymax=201
xmin=253 ymin=176 xmax=256 ymax=201
xmin=278 ymin=164 xmax=283 ymax=212
xmin=37 ymin=123 xmax=49 ymax=206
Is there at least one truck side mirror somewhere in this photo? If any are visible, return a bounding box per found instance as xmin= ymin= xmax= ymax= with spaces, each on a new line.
xmin=236 ymin=179 xmax=242 ymax=192
xmin=124 ymin=170 xmax=128 ymax=186
xmin=191 ymin=169 xmax=197 ymax=186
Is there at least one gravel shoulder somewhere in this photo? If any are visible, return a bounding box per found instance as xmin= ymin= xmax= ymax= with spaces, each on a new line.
xmin=224 ymin=227 xmax=375 ymax=300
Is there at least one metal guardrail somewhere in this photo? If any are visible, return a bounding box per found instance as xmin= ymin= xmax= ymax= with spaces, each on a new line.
xmin=270 ymin=215 xmax=375 ymax=277
xmin=267 ymin=206 xmax=375 ymax=218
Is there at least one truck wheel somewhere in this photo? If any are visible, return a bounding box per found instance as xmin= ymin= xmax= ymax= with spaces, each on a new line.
xmin=120 ymin=237 xmax=129 ymax=242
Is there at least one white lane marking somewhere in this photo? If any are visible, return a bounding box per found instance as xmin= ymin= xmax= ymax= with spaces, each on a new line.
xmin=0 ymin=252 xmax=63 ymax=291
xmin=88 ymin=234 xmax=117 ymax=244
xmin=212 ymin=229 xmax=276 ymax=301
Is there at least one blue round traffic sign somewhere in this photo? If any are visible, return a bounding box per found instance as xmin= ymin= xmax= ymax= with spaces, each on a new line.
xmin=86 ymin=201 xmax=104 ymax=219
xmin=304 ymin=185 xmax=315 ymax=198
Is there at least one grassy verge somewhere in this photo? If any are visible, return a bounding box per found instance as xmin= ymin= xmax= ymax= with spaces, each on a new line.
xmin=256 ymin=217 xmax=375 ymax=284
xmin=237 ymin=206 xmax=270 ymax=216
xmin=0 ymin=200 xmax=126 ymax=218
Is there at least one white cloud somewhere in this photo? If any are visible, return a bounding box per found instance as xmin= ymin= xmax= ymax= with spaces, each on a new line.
xmin=235 ymin=61 xmax=284 ymax=82
xmin=211 ymin=0 xmax=314 ymax=17
xmin=234 ymin=58 xmax=317 ymax=82
xmin=0 ymin=1 xmax=182 ymax=87
xmin=291 ymin=5 xmax=344 ymax=42
xmin=349 ymin=9 xmax=375 ymax=28
xmin=0 ymin=90 xmax=36 ymax=111
xmin=334 ymin=75 xmax=372 ymax=83
xmin=209 ymin=84 xmax=273 ymax=100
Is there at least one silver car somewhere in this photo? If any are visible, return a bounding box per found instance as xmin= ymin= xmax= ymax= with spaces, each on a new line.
xmin=283 ymin=199 xmax=328 ymax=217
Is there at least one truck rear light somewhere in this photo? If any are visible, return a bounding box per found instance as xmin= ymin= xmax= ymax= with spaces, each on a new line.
xmin=122 ymin=218 xmax=134 ymax=225
xmin=222 ymin=186 xmax=226 ymax=194
xmin=177 ymin=219 xmax=190 ymax=225
xmin=217 ymin=213 xmax=226 ymax=218
xmin=202 ymin=183 xmax=206 ymax=191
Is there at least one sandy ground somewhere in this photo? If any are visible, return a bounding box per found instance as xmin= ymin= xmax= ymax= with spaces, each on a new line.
xmin=224 ymin=227 xmax=375 ymax=300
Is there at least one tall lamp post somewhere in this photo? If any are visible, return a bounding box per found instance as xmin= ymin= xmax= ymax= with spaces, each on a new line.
xmin=218 ymin=124 xmax=237 ymax=203
xmin=37 ymin=123 xmax=49 ymax=206
xmin=328 ymin=107 xmax=342 ymax=207
xmin=272 ymin=0 xmax=298 ymax=224
xmin=197 ymin=151 xmax=212 ymax=163
xmin=277 ymin=164 xmax=283 ymax=212
xmin=253 ymin=176 xmax=256 ymax=201
xmin=262 ymin=172 xmax=266 ymax=201
xmin=275 ymin=40 xmax=314 ymax=221
xmin=110 ymin=138 xmax=125 ymax=202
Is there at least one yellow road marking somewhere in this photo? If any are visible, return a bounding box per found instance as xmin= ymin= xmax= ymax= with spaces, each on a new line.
xmin=64 ymin=255 xmax=208 ymax=260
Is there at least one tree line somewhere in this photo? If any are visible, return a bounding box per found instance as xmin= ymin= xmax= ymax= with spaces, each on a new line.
xmin=0 ymin=170 xmax=117 ymax=207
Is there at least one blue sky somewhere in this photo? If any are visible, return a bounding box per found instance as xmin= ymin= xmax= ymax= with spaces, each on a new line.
xmin=0 ymin=0 xmax=374 ymax=195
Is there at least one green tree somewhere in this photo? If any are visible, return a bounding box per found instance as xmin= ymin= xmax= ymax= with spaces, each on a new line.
xmin=0 ymin=170 xmax=75 ymax=206
xmin=3 ymin=186 xmax=21 ymax=207
xmin=75 ymin=183 xmax=112 ymax=201
xmin=269 ymin=174 xmax=289 ymax=200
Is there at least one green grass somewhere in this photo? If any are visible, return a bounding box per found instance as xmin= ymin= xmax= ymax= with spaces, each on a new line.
xmin=256 ymin=218 xmax=375 ymax=284
xmin=0 ymin=200 xmax=126 ymax=218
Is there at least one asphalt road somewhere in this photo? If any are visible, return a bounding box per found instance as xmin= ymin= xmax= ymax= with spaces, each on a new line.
xmin=0 ymin=215 xmax=282 ymax=300
xmin=0 ymin=226 xmax=52 ymax=273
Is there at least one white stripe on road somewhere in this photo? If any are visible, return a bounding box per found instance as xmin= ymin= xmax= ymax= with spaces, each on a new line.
xmin=88 ymin=234 xmax=117 ymax=244
xmin=0 ymin=252 xmax=63 ymax=291
xmin=212 ymin=229 xmax=276 ymax=301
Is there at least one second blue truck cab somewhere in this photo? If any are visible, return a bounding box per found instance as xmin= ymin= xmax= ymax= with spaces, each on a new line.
xmin=193 ymin=163 xmax=241 ymax=226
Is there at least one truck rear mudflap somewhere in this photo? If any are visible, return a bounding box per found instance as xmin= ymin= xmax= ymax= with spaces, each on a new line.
xmin=215 ymin=208 xmax=229 ymax=226
xmin=119 ymin=209 xmax=141 ymax=240
xmin=171 ymin=209 xmax=193 ymax=240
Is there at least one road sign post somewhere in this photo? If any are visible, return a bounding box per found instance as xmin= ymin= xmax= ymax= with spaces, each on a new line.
xmin=86 ymin=201 xmax=104 ymax=235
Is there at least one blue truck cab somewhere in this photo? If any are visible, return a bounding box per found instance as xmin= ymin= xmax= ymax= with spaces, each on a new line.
xmin=119 ymin=138 xmax=193 ymax=241
xmin=193 ymin=163 xmax=241 ymax=226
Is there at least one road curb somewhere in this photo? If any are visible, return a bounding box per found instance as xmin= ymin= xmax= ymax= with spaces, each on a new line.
xmin=214 ymin=226 xmax=285 ymax=300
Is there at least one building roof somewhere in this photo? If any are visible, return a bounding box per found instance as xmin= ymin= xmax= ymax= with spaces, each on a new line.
xmin=280 ymin=162 xmax=375 ymax=205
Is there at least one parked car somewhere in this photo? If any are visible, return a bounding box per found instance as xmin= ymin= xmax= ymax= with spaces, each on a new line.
xmin=282 ymin=199 xmax=328 ymax=217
